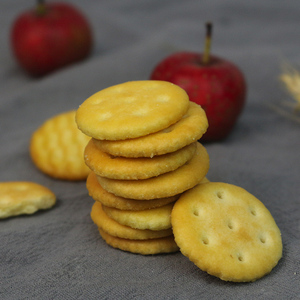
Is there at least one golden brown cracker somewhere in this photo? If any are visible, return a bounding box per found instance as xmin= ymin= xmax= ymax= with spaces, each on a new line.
xmin=91 ymin=201 xmax=173 ymax=240
xmin=84 ymin=139 xmax=196 ymax=180
xmin=76 ymin=80 xmax=189 ymax=140
xmin=30 ymin=110 xmax=90 ymax=180
xmin=171 ymin=182 xmax=283 ymax=282
xmin=0 ymin=181 xmax=56 ymax=219
xmin=93 ymin=101 xmax=208 ymax=157
xmin=102 ymin=202 xmax=174 ymax=231
xmin=86 ymin=172 xmax=179 ymax=210
xmin=98 ymin=228 xmax=179 ymax=255
xmin=96 ymin=142 xmax=209 ymax=200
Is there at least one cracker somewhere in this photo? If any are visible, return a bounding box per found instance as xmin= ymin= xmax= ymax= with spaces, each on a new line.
xmin=102 ymin=202 xmax=174 ymax=231
xmin=98 ymin=228 xmax=179 ymax=255
xmin=76 ymin=80 xmax=189 ymax=140
xmin=86 ymin=172 xmax=179 ymax=210
xmin=0 ymin=181 xmax=56 ymax=219
xmin=85 ymin=139 xmax=196 ymax=180
xmin=171 ymin=182 xmax=283 ymax=282
xmin=30 ymin=110 xmax=90 ymax=180
xmin=96 ymin=142 xmax=209 ymax=200
xmin=91 ymin=201 xmax=173 ymax=240
xmin=93 ymin=101 xmax=208 ymax=157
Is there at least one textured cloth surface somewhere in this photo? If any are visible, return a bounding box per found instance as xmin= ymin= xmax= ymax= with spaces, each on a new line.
xmin=1 ymin=1 xmax=299 ymax=299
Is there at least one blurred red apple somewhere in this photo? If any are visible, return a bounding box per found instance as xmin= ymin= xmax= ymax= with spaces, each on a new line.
xmin=11 ymin=1 xmax=93 ymax=77
xmin=150 ymin=23 xmax=246 ymax=142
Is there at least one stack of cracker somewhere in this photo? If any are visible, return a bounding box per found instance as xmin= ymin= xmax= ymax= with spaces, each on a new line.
xmin=75 ymin=80 xmax=283 ymax=282
xmin=76 ymin=80 xmax=210 ymax=255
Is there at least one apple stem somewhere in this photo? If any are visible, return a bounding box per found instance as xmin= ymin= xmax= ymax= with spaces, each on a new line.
xmin=203 ymin=22 xmax=213 ymax=65
xmin=36 ymin=0 xmax=47 ymax=16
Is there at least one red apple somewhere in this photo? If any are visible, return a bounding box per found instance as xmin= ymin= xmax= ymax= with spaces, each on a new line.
xmin=150 ymin=24 xmax=246 ymax=142
xmin=11 ymin=1 xmax=93 ymax=77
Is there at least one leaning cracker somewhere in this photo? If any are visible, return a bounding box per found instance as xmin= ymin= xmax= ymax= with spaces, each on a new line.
xmin=91 ymin=202 xmax=173 ymax=240
xmin=171 ymin=182 xmax=283 ymax=282
xmin=102 ymin=202 xmax=174 ymax=231
xmin=76 ymin=80 xmax=189 ymax=140
xmin=98 ymin=228 xmax=179 ymax=255
xmin=93 ymin=101 xmax=208 ymax=157
xmin=96 ymin=142 xmax=209 ymax=200
xmin=86 ymin=172 xmax=179 ymax=210
xmin=30 ymin=110 xmax=90 ymax=180
xmin=85 ymin=139 xmax=196 ymax=180
xmin=0 ymin=181 xmax=56 ymax=219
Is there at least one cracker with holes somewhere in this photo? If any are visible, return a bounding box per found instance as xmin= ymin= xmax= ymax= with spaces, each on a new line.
xmin=102 ymin=202 xmax=174 ymax=231
xmin=93 ymin=101 xmax=208 ymax=158
xmin=30 ymin=110 xmax=90 ymax=180
xmin=0 ymin=181 xmax=56 ymax=219
xmin=84 ymin=139 xmax=196 ymax=180
xmin=91 ymin=202 xmax=173 ymax=240
xmin=98 ymin=228 xmax=179 ymax=255
xmin=171 ymin=182 xmax=282 ymax=282
xmin=86 ymin=172 xmax=180 ymax=211
xmin=76 ymin=80 xmax=190 ymax=140
xmin=96 ymin=142 xmax=209 ymax=200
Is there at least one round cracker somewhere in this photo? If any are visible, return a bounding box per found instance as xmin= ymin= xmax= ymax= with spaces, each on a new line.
xmin=93 ymin=101 xmax=208 ymax=157
xmin=85 ymin=139 xmax=196 ymax=180
xmin=30 ymin=110 xmax=90 ymax=180
xmin=76 ymin=81 xmax=189 ymax=140
xmin=98 ymin=228 xmax=179 ymax=255
xmin=96 ymin=142 xmax=209 ymax=200
xmin=102 ymin=202 xmax=174 ymax=231
xmin=0 ymin=181 xmax=56 ymax=219
xmin=91 ymin=202 xmax=173 ymax=240
xmin=171 ymin=182 xmax=283 ymax=282
xmin=86 ymin=172 xmax=179 ymax=210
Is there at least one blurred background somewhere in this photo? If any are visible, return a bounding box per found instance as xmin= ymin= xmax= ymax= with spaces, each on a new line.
xmin=1 ymin=0 xmax=300 ymax=102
